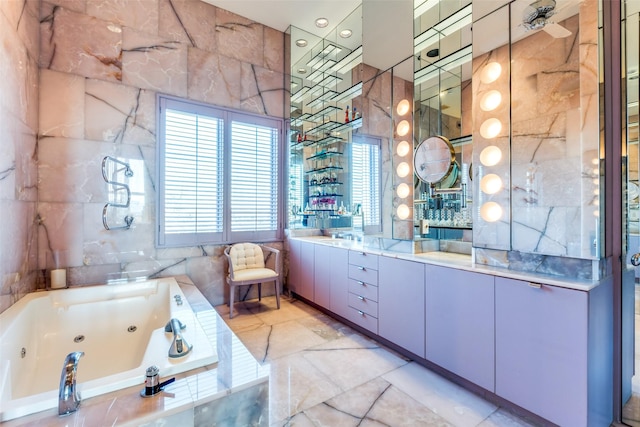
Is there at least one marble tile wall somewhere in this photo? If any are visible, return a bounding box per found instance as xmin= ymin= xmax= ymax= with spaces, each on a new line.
xmin=0 ymin=0 xmax=41 ymax=313
xmin=1 ymin=0 xmax=288 ymax=313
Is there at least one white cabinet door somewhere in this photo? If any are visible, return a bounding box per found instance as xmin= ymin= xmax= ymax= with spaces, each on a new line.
xmin=287 ymin=239 xmax=301 ymax=295
xmin=296 ymin=241 xmax=315 ymax=301
xmin=425 ymin=265 xmax=495 ymax=392
xmin=495 ymin=277 xmax=588 ymax=426
xmin=314 ymin=244 xmax=333 ymax=308
xmin=328 ymin=246 xmax=350 ymax=318
xmin=378 ymin=257 xmax=425 ymax=358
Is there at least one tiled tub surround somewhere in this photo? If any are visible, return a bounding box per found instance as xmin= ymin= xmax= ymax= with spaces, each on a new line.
xmin=2 ymin=275 xmax=269 ymax=427
xmin=288 ymin=236 xmax=614 ymax=426
xmin=1 ymin=0 xmax=287 ymax=314
xmin=0 ymin=277 xmax=217 ymax=422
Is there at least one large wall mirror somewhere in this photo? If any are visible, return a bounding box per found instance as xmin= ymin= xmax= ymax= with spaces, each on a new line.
xmin=411 ymin=0 xmax=473 ymax=248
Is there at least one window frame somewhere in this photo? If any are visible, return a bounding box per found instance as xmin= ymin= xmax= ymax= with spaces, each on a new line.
xmin=350 ymin=135 xmax=382 ymax=234
xmin=156 ymin=94 xmax=285 ymax=248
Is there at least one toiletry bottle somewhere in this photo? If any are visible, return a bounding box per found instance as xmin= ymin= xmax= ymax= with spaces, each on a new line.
xmin=352 ymin=107 xmax=357 ymax=121
xmin=345 ymin=106 xmax=350 ymax=123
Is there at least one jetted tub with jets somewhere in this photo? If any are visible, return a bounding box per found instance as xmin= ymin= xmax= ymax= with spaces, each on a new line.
xmin=0 ymin=277 xmax=217 ymax=422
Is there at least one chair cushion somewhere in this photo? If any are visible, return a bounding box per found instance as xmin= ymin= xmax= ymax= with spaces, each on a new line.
xmin=229 ymin=243 xmax=265 ymax=271
xmin=231 ymin=267 xmax=278 ymax=282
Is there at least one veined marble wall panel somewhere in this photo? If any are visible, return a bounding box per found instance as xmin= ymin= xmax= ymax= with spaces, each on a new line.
xmin=33 ymin=0 xmax=286 ymax=307
xmin=40 ymin=3 xmax=123 ymax=82
xmin=188 ymin=48 xmax=242 ymax=108
xmin=0 ymin=0 xmax=41 ymax=313
xmin=39 ymin=69 xmax=85 ymax=138
xmin=86 ymin=0 xmax=159 ymax=33
xmin=122 ymin=27 xmax=188 ymax=96
xmin=510 ymin=7 xmax=599 ymax=259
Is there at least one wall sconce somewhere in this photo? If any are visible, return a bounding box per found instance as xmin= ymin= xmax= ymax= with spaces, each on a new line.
xmin=480 ymin=118 xmax=502 ymax=139
xmin=480 ymin=201 xmax=503 ymax=222
xmin=396 ymin=162 xmax=410 ymax=178
xmin=396 ymin=140 xmax=411 ymax=157
xmin=396 ymin=120 xmax=410 ymax=137
xmin=480 ymin=62 xmax=502 ymax=84
xmin=396 ymin=99 xmax=410 ymax=116
xmin=397 ymin=203 xmax=410 ymax=219
xmin=480 ymin=90 xmax=502 ymax=111
xmin=396 ymin=183 xmax=410 ymax=198
xmin=480 ymin=174 xmax=502 ymax=194
xmin=479 ymin=145 xmax=502 ymax=166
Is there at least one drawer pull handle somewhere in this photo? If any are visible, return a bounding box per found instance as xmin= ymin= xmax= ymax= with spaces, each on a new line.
xmin=357 ymin=266 xmax=365 ymax=271
xmin=357 ymin=295 xmax=365 ymax=301
xmin=358 ymin=281 xmax=365 ymax=286
xmin=360 ymin=252 xmax=366 ymax=255
xmin=358 ymin=310 xmax=365 ymax=316
xmin=528 ymin=282 xmax=542 ymax=289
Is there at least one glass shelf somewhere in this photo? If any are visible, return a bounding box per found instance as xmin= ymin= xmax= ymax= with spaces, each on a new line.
xmin=309 ymin=181 xmax=343 ymax=187
xmin=306 ymin=151 xmax=343 ymax=161
xmin=306 ymin=121 xmax=342 ymax=136
xmin=305 ymin=166 xmax=344 ymax=174
xmin=307 ymin=106 xmax=341 ymax=123
xmin=332 ymin=82 xmax=363 ymax=103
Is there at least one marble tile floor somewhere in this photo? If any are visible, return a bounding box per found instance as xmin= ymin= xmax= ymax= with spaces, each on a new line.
xmin=214 ymin=295 xmax=540 ymax=427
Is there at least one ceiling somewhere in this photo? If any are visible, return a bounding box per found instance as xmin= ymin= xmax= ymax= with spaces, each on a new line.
xmin=201 ymin=0 xmax=361 ymax=38
xmin=201 ymin=0 xmax=414 ymax=78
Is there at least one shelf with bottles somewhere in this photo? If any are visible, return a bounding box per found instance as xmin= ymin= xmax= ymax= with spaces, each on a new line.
xmin=415 ymin=194 xmax=472 ymax=230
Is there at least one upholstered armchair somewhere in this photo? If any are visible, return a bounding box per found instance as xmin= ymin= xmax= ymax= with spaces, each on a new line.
xmin=223 ymin=243 xmax=281 ymax=318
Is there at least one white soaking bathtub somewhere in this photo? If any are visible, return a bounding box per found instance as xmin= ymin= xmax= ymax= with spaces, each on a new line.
xmin=0 ymin=277 xmax=218 ymax=422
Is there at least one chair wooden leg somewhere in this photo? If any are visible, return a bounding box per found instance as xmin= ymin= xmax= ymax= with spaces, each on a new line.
xmin=229 ymin=285 xmax=235 ymax=319
xmin=275 ymin=279 xmax=281 ymax=309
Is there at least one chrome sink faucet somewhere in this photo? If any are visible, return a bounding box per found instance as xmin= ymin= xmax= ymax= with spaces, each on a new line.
xmin=59 ymin=351 xmax=84 ymax=416
xmin=164 ymin=318 xmax=192 ymax=358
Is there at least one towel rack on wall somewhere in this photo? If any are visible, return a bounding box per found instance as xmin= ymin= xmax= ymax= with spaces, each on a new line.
xmin=102 ymin=156 xmax=134 ymax=230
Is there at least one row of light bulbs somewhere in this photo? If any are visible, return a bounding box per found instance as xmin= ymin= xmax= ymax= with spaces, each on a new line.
xmin=478 ymin=61 xmax=504 ymax=223
xmin=395 ymin=99 xmax=412 ymax=220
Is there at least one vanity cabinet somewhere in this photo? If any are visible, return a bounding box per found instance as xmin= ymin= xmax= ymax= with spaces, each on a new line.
xmin=378 ymin=257 xmax=426 ymax=358
xmin=425 ymin=266 xmax=494 ymax=391
xmin=345 ymin=250 xmax=378 ymax=333
xmin=495 ymin=277 xmax=588 ymax=426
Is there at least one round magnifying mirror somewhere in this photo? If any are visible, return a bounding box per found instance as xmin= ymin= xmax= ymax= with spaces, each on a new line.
xmin=413 ymin=136 xmax=456 ymax=186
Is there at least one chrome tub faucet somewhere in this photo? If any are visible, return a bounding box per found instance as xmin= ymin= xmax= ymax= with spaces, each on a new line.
xmin=59 ymin=351 xmax=84 ymax=416
xmin=164 ymin=318 xmax=192 ymax=358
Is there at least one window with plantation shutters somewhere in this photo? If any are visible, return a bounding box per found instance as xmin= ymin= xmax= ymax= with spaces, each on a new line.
xmin=351 ymin=136 xmax=382 ymax=233
xmin=157 ymin=95 xmax=283 ymax=247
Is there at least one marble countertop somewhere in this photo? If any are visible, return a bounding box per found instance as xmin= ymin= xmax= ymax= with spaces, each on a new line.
xmin=291 ymin=236 xmax=605 ymax=292
xmin=5 ymin=275 xmax=269 ymax=427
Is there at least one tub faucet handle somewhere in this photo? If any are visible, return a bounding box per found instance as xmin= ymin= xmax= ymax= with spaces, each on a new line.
xmin=59 ymin=351 xmax=84 ymax=416
xmin=164 ymin=318 xmax=192 ymax=358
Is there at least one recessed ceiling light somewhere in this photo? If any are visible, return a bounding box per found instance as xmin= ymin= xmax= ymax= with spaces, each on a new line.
xmin=315 ymin=18 xmax=329 ymax=28
xmin=339 ymin=29 xmax=352 ymax=38
xmin=297 ymin=68 xmax=307 ymax=74
xmin=295 ymin=39 xmax=308 ymax=47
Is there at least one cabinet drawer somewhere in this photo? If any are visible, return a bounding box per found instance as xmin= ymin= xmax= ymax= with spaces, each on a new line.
xmin=348 ymin=264 xmax=378 ymax=285
xmin=345 ymin=306 xmax=378 ymax=334
xmin=348 ymin=250 xmax=378 ymax=270
xmin=348 ymin=279 xmax=378 ymax=302
xmin=348 ymin=292 xmax=378 ymax=317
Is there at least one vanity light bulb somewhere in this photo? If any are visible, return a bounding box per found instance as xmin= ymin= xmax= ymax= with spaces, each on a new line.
xmin=481 ymin=62 xmax=502 ymax=84
xmin=480 ymin=202 xmax=503 ymax=222
xmin=480 ymin=90 xmax=502 ymax=111
xmin=396 ymin=120 xmax=411 ymax=137
xmin=396 ymin=183 xmax=410 ymax=199
xmin=396 ymin=162 xmax=410 ymax=178
xmin=480 ymin=118 xmax=502 ymax=139
xmin=479 ymin=145 xmax=502 ymax=166
xmin=480 ymin=174 xmax=502 ymax=194
xmin=396 ymin=99 xmax=411 ymax=116
xmin=396 ymin=140 xmax=411 ymax=157
xmin=397 ymin=204 xmax=410 ymax=219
